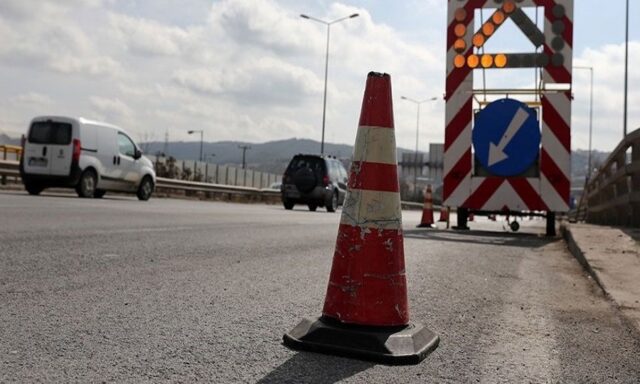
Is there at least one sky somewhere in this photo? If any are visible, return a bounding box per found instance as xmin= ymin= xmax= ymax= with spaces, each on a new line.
xmin=0 ymin=0 xmax=638 ymax=152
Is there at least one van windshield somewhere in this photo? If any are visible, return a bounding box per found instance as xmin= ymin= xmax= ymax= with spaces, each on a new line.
xmin=28 ymin=121 xmax=72 ymax=145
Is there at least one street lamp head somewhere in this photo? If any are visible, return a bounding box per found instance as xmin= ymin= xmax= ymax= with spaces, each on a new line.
xmin=187 ymin=130 xmax=195 ymax=134
xmin=350 ymin=13 xmax=359 ymax=18
xmin=401 ymin=96 xmax=409 ymax=100
xmin=300 ymin=14 xmax=310 ymax=19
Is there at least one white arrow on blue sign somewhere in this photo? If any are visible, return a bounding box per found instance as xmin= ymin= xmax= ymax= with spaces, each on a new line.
xmin=472 ymin=98 xmax=541 ymax=177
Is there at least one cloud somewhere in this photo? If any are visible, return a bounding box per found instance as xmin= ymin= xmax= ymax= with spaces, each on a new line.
xmin=0 ymin=0 xmax=636 ymax=155
xmin=109 ymin=14 xmax=190 ymax=57
xmin=0 ymin=1 xmax=122 ymax=78
xmin=90 ymin=96 xmax=134 ymax=120
xmin=10 ymin=93 xmax=54 ymax=107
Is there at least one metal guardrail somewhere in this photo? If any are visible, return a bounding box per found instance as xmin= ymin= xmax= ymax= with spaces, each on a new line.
xmin=0 ymin=144 xmax=22 ymax=160
xmin=582 ymin=127 xmax=640 ymax=227
xmin=0 ymin=159 xmax=280 ymax=197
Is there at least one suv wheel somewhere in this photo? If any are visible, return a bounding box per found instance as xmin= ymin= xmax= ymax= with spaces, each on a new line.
xmin=308 ymin=203 xmax=317 ymax=212
xmin=326 ymin=191 xmax=338 ymax=213
xmin=283 ymin=199 xmax=294 ymax=210
xmin=76 ymin=170 xmax=96 ymax=198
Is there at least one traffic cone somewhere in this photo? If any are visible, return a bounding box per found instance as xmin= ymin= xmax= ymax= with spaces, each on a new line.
xmin=468 ymin=212 xmax=475 ymax=222
xmin=438 ymin=206 xmax=449 ymax=222
xmin=418 ymin=185 xmax=435 ymax=228
xmin=283 ymin=72 xmax=439 ymax=365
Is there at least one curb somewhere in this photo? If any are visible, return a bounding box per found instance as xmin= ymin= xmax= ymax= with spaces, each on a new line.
xmin=561 ymin=223 xmax=640 ymax=338
xmin=560 ymin=224 xmax=607 ymax=292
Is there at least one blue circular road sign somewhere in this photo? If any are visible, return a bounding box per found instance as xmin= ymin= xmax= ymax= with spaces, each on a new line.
xmin=472 ymin=98 xmax=541 ymax=177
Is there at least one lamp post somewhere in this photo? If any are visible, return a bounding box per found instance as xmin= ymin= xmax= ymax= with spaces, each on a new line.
xmin=401 ymin=96 xmax=438 ymax=198
xmin=300 ymin=12 xmax=359 ymax=155
xmin=623 ymin=0 xmax=630 ymax=138
xmin=238 ymin=145 xmax=251 ymax=169
xmin=574 ymin=66 xmax=594 ymax=179
xmin=187 ymin=130 xmax=204 ymax=162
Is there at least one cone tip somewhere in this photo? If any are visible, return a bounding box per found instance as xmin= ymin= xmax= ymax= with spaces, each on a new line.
xmin=367 ymin=71 xmax=390 ymax=79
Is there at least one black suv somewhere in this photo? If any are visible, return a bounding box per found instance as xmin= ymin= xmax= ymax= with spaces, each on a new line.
xmin=281 ymin=154 xmax=348 ymax=212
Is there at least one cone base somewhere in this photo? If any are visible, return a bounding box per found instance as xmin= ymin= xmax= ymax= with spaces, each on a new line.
xmin=416 ymin=223 xmax=434 ymax=228
xmin=283 ymin=316 xmax=439 ymax=365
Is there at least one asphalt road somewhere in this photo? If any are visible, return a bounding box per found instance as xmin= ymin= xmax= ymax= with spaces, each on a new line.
xmin=1 ymin=191 xmax=640 ymax=383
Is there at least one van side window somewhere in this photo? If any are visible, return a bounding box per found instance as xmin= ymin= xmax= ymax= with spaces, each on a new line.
xmin=118 ymin=133 xmax=136 ymax=157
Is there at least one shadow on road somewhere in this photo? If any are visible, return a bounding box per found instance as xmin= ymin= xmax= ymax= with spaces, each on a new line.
xmin=256 ymin=351 xmax=374 ymax=384
xmin=404 ymin=228 xmax=556 ymax=249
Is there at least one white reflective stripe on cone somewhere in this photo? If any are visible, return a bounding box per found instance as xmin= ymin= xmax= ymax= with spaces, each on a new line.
xmin=352 ymin=126 xmax=398 ymax=166
xmin=340 ymin=189 xmax=402 ymax=230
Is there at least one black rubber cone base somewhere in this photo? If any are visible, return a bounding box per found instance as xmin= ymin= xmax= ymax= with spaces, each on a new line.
xmin=283 ymin=316 xmax=439 ymax=365
xmin=416 ymin=223 xmax=434 ymax=228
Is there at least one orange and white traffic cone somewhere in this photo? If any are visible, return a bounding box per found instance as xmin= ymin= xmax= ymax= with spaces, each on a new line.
xmin=438 ymin=205 xmax=449 ymax=222
xmin=283 ymin=72 xmax=439 ymax=365
xmin=418 ymin=185 xmax=435 ymax=228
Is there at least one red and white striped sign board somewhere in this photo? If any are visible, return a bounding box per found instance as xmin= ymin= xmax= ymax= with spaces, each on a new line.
xmin=444 ymin=0 xmax=573 ymax=212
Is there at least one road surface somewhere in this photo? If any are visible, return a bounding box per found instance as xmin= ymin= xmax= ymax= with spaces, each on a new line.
xmin=1 ymin=191 xmax=639 ymax=383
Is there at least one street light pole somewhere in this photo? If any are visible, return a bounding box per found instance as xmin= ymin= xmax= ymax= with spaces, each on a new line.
xmin=574 ymin=66 xmax=594 ymax=179
xmin=623 ymin=0 xmax=629 ymax=138
xmin=187 ymin=129 xmax=204 ymax=162
xmin=301 ymin=13 xmax=359 ymax=155
xmin=401 ymin=96 xmax=438 ymax=198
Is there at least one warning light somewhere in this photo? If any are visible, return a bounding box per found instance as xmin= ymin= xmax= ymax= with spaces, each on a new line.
xmin=481 ymin=54 xmax=493 ymax=68
xmin=473 ymin=34 xmax=485 ymax=48
xmin=454 ymin=8 xmax=467 ymax=22
xmin=467 ymin=55 xmax=480 ymax=68
xmin=454 ymin=55 xmax=466 ymax=68
xmin=454 ymin=39 xmax=466 ymax=53
xmin=482 ymin=22 xmax=495 ymax=37
xmin=502 ymin=0 xmax=516 ymax=14
xmin=454 ymin=24 xmax=466 ymax=37
xmin=492 ymin=11 xmax=506 ymax=25
xmin=495 ymin=54 xmax=507 ymax=68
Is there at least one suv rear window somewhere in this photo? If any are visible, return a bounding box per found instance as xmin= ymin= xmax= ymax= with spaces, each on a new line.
xmin=287 ymin=156 xmax=326 ymax=174
xmin=28 ymin=121 xmax=72 ymax=145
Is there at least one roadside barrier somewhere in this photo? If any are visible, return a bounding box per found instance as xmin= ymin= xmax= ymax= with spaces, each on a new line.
xmin=283 ymin=72 xmax=439 ymax=365
xmin=418 ymin=185 xmax=435 ymax=228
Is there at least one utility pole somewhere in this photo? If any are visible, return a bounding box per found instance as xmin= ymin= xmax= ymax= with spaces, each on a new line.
xmin=238 ymin=145 xmax=251 ymax=169
xmin=163 ymin=131 xmax=169 ymax=157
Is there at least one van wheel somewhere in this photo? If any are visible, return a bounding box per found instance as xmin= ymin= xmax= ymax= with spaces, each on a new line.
xmin=76 ymin=170 xmax=96 ymax=198
xmin=25 ymin=183 xmax=44 ymax=196
xmin=94 ymin=189 xmax=106 ymax=199
xmin=137 ymin=176 xmax=154 ymax=201
xmin=326 ymin=191 xmax=338 ymax=212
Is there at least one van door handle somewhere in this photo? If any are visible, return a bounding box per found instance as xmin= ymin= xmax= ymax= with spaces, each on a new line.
xmin=42 ymin=147 xmax=47 ymax=156
xmin=117 ymin=156 xmax=121 ymax=165
xmin=113 ymin=156 xmax=117 ymax=165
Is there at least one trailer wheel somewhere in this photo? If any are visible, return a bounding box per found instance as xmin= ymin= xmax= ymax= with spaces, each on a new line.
xmin=509 ymin=220 xmax=520 ymax=232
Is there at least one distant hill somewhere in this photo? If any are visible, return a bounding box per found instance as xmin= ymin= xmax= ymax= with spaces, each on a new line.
xmin=0 ymin=134 xmax=20 ymax=146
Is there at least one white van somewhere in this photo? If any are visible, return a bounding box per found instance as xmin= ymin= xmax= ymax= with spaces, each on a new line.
xmin=20 ymin=116 xmax=156 ymax=200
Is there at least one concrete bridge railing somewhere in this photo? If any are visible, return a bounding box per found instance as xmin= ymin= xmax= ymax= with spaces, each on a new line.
xmin=584 ymin=127 xmax=640 ymax=227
